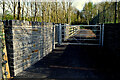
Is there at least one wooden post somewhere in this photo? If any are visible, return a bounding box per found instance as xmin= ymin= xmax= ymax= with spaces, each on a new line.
xmin=1 ymin=21 xmax=11 ymax=79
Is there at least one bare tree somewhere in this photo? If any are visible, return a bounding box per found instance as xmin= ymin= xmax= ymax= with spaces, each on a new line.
xmin=55 ymin=1 xmax=58 ymax=23
xmin=17 ymin=0 xmax=21 ymax=20
xmin=31 ymin=2 xmax=33 ymax=21
xmin=50 ymin=2 xmax=55 ymax=23
xmin=62 ymin=2 xmax=66 ymax=23
xmin=118 ymin=2 xmax=120 ymax=23
xmin=22 ymin=1 xmax=25 ymax=20
xmin=2 ymin=0 xmax=5 ymax=20
xmin=68 ymin=2 xmax=72 ymax=24
xmin=26 ymin=2 xmax=29 ymax=21
xmin=0 ymin=0 xmax=77 ymax=24
xmin=14 ymin=1 xmax=17 ymax=19
xmin=41 ymin=2 xmax=46 ymax=22
xmin=37 ymin=2 xmax=42 ymax=22
xmin=34 ymin=0 xmax=37 ymax=21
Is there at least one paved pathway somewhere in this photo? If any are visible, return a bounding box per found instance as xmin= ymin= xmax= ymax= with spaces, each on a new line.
xmin=15 ymin=45 xmax=116 ymax=80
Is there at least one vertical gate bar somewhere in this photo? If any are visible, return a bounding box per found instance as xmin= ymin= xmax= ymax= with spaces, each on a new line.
xmin=57 ymin=24 xmax=59 ymax=44
xmin=80 ymin=26 xmax=81 ymax=39
xmin=102 ymin=24 xmax=104 ymax=47
xmin=64 ymin=24 xmax=66 ymax=41
xmin=55 ymin=24 xmax=58 ymax=44
xmin=58 ymin=24 xmax=62 ymax=45
xmin=43 ymin=23 xmax=45 ymax=56
xmin=52 ymin=23 xmax=55 ymax=50
xmin=79 ymin=26 xmax=81 ymax=41
xmin=99 ymin=25 xmax=102 ymax=45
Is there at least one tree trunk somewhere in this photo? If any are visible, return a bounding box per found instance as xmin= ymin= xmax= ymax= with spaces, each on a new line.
xmin=68 ymin=2 xmax=72 ymax=24
xmin=17 ymin=0 xmax=21 ymax=20
xmin=26 ymin=2 xmax=29 ymax=21
xmin=114 ymin=2 xmax=117 ymax=23
xmin=42 ymin=3 xmax=45 ymax=22
xmin=48 ymin=3 xmax=51 ymax=23
xmin=34 ymin=1 xmax=37 ymax=21
xmin=22 ymin=2 xmax=25 ymax=20
xmin=14 ymin=1 xmax=16 ymax=20
xmin=55 ymin=2 xmax=58 ymax=23
xmin=62 ymin=2 xmax=66 ymax=23
xmin=31 ymin=2 xmax=33 ymax=21
xmin=2 ymin=0 xmax=5 ymax=20
xmin=118 ymin=2 xmax=120 ymax=23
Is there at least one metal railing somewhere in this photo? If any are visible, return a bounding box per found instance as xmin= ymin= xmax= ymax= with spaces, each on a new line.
xmin=56 ymin=24 xmax=104 ymax=46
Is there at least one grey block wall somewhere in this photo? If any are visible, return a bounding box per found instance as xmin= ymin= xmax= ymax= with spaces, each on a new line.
xmin=4 ymin=20 xmax=55 ymax=76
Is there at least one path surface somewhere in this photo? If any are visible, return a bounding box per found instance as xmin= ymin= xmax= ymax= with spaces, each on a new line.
xmin=66 ymin=29 xmax=98 ymax=44
xmin=15 ymin=45 xmax=116 ymax=80
xmin=75 ymin=29 xmax=96 ymax=38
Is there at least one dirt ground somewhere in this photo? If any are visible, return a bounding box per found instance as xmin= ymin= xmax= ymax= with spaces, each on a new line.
xmin=65 ymin=29 xmax=99 ymax=44
xmin=75 ymin=29 xmax=96 ymax=38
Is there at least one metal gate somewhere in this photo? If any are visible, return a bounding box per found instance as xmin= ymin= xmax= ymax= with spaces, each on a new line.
xmin=56 ymin=24 xmax=104 ymax=46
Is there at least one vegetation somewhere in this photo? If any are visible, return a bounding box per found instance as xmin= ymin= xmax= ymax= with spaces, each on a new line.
xmin=0 ymin=0 xmax=120 ymax=24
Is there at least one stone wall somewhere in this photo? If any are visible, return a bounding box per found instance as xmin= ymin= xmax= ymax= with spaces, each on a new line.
xmin=4 ymin=20 xmax=55 ymax=76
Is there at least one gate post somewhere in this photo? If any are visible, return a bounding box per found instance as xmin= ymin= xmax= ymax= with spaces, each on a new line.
xmin=58 ymin=23 xmax=62 ymax=45
xmin=102 ymin=24 xmax=104 ymax=47
xmin=64 ymin=24 xmax=66 ymax=41
xmin=99 ymin=25 xmax=102 ymax=46
xmin=52 ymin=23 xmax=55 ymax=50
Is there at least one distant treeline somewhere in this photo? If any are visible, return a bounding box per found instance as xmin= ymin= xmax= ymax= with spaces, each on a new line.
xmin=82 ymin=1 xmax=120 ymax=24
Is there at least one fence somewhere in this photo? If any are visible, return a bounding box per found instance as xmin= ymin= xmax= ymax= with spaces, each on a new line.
xmin=3 ymin=20 xmax=55 ymax=76
xmin=56 ymin=24 xmax=80 ymax=45
xmin=56 ymin=24 xmax=104 ymax=46
xmin=91 ymin=2 xmax=120 ymax=24
xmin=62 ymin=25 xmax=80 ymax=41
